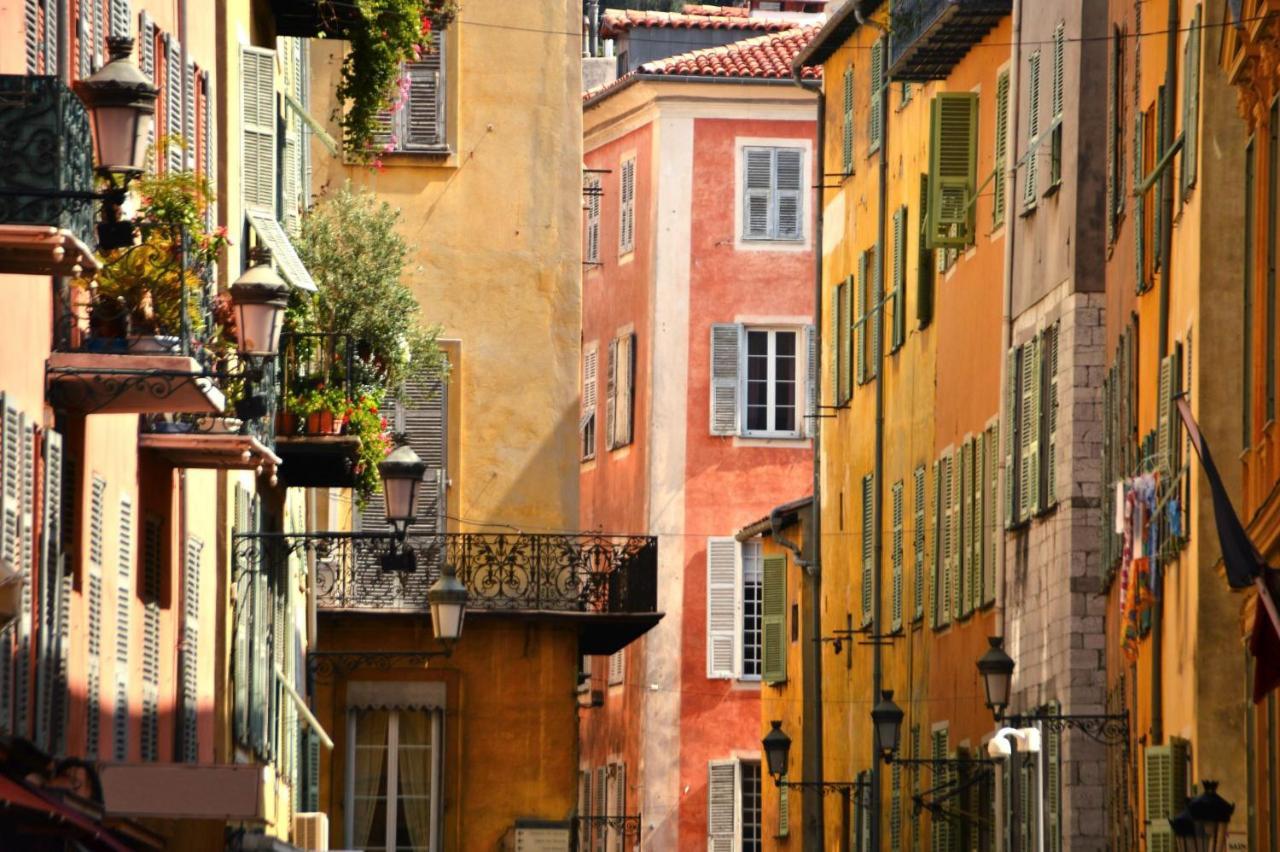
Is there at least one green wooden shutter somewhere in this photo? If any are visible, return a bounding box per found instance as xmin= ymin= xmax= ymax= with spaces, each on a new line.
xmin=949 ymin=448 xmax=961 ymax=622
xmin=843 ymin=66 xmax=854 ymax=175
xmin=1028 ymin=337 xmax=1044 ymax=516
xmin=957 ymin=442 xmax=970 ymax=618
xmin=931 ymin=729 xmax=951 ymax=851
xmin=837 ymin=280 xmax=852 ymax=404
xmin=892 ymin=206 xmax=907 ymax=351
xmin=891 ymin=480 xmax=904 ymax=630
xmin=930 ymin=458 xmax=941 ymax=627
xmin=969 ymin=435 xmax=983 ymax=614
xmin=606 ymin=338 xmax=617 ymax=449
xmin=861 ymin=473 xmax=874 ymax=626
xmin=1181 ymin=5 xmax=1202 ymax=197
xmin=1144 ymin=740 xmax=1189 ymax=824
xmin=1154 ymin=85 xmax=1167 ymax=273
xmin=1025 ymin=51 xmax=1041 ymax=207
xmin=913 ymin=466 xmax=926 ymax=622
xmin=994 ymin=70 xmax=1010 ymax=227
xmin=984 ymin=423 xmax=999 ymax=604
xmin=871 ymin=244 xmax=883 ymax=378
xmin=1157 ymin=355 xmax=1174 ymax=475
xmin=870 ymin=38 xmax=885 ymax=154
xmin=1044 ymin=324 xmax=1060 ymax=507
xmin=1134 ymin=111 xmax=1146 ymax=292
xmin=856 ymin=251 xmax=869 ymax=385
xmin=1004 ymin=348 xmax=1018 ymax=527
xmin=1046 ymin=702 xmax=1063 ymax=852
xmin=1050 ymin=23 xmax=1065 ymax=186
xmin=917 ymin=175 xmax=934 ymax=328
xmin=762 ymin=554 xmax=787 ymax=684
xmin=927 ymin=93 xmax=979 ymax=248
xmin=778 ymin=776 xmax=790 ymax=837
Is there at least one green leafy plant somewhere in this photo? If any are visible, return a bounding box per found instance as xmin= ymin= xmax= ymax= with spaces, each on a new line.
xmin=333 ymin=0 xmax=459 ymax=159
xmin=286 ymin=383 xmax=348 ymax=419
xmin=343 ymin=391 xmax=394 ymax=507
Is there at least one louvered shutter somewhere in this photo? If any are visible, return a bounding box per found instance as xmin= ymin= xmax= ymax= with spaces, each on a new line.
xmin=1050 ymin=24 xmax=1064 ymax=189
xmin=871 ymin=244 xmax=883 ymax=377
xmin=1106 ymin=30 xmax=1118 ymax=241
xmin=137 ymin=11 xmax=153 ymax=77
xmin=232 ymin=487 xmax=249 ymax=744
xmin=777 ymin=777 xmax=790 ymax=837
xmin=707 ymin=760 xmax=738 ymax=852
xmin=706 ymin=537 xmax=739 ymax=679
xmin=861 ymin=473 xmax=874 ymax=627
xmin=913 ymin=466 xmax=926 ymax=622
xmin=1016 ymin=343 xmax=1034 ymax=521
xmin=838 ymin=278 xmax=853 ymax=404
xmin=619 ymin=158 xmax=635 ymax=253
xmin=578 ymin=770 xmax=591 ymax=850
xmin=891 ymin=206 xmax=906 ymax=351
xmin=75 ymin=0 xmax=89 ymax=77
xmin=856 ymin=250 xmax=868 ymax=385
xmin=927 ymin=93 xmax=978 ymax=248
xmin=181 ymin=536 xmax=201 ymax=761
xmin=183 ymin=59 xmax=196 ymax=170
xmin=1157 ymin=355 xmax=1173 ymax=476
xmin=1044 ymin=324 xmax=1059 ymax=506
xmin=994 ymin=71 xmax=1010 ymax=226
xmin=891 ymin=480 xmax=903 ymax=630
xmin=775 ymin=148 xmax=803 ymax=240
xmin=984 ymin=424 xmax=999 ymax=604
xmin=870 ymin=39 xmax=884 ymax=153
xmin=804 ymin=324 xmax=817 ymax=438
xmin=930 ymin=458 xmax=941 ymax=627
xmin=113 ymin=494 xmax=132 ymax=761
xmin=10 ymin=415 xmax=34 ymax=738
xmin=607 ymin=648 xmax=624 ymax=685
xmin=1025 ymin=51 xmax=1041 ymax=206
xmin=24 ymin=0 xmax=39 ymax=74
xmin=1181 ymin=5 xmax=1202 ymax=196
xmin=140 ymin=517 xmax=161 ymax=761
xmin=595 ymin=766 xmax=608 ymax=848
xmin=710 ymin=324 xmax=742 ymax=435
xmin=582 ymin=346 xmax=598 ymax=459
xmin=967 ymin=437 xmax=980 ymax=615
xmin=917 ymin=175 xmax=934 ymax=327
xmin=842 ymin=67 xmax=854 ymax=175
xmin=241 ymin=46 xmax=277 ymax=213
xmin=164 ymin=36 xmax=182 ymax=172
xmin=36 ymin=430 xmax=63 ymax=751
xmin=85 ymin=477 xmax=105 ymax=756
xmin=890 ymin=761 xmax=903 ymax=851
xmin=404 ymin=46 xmax=445 ymax=150
xmin=1154 ymin=89 xmax=1167 ymax=273
xmin=586 ymin=178 xmax=601 ymax=264
xmin=617 ymin=334 xmax=635 ymax=447
xmin=1144 ymin=740 xmax=1188 ymax=827
xmin=612 ymin=763 xmax=627 ymax=848
xmin=949 ymin=447 xmax=962 ymax=622
xmin=1045 ymin=703 xmax=1062 ymax=852
xmin=939 ymin=453 xmax=952 ymax=625
xmin=109 ymin=0 xmax=130 ymax=36
xmin=744 ymin=148 xmax=773 ymax=240
xmin=762 ymin=554 xmax=786 ymax=684
xmin=1134 ymin=111 xmax=1146 ymax=291
xmin=606 ymin=338 xmax=617 ymax=450
xmin=932 ymin=730 xmax=951 ymax=851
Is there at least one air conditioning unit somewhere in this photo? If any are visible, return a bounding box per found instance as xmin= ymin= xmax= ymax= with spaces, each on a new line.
xmin=293 ymin=812 xmax=330 ymax=852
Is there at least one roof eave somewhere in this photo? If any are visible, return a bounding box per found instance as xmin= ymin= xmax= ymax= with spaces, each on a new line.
xmin=791 ymin=0 xmax=887 ymax=77
xmin=584 ymin=72 xmax=816 ymax=109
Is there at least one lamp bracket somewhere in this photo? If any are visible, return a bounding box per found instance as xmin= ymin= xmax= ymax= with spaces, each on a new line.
xmin=1004 ymin=710 xmax=1130 ymax=746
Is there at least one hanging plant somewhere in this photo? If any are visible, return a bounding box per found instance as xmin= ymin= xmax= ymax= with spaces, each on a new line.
xmin=331 ymin=0 xmax=459 ymax=159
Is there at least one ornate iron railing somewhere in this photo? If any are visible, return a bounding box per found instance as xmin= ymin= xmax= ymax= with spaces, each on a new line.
xmin=141 ymin=356 xmax=279 ymax=449
xmin=232 ymin=531 xmax=658 ymax=615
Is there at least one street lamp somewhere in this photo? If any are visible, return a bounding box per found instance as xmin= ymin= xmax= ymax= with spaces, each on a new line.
xmin=427 ymin=562 xmax=467 ymax=643
xmin=871 ymin=689 xmax=904 ymax=763
xmin=378 ymin=444 xmax=428 ymax=538
xmin=73 ymin=36 xmax=158 ymax=177
xmin=229 ymin=247 xmax=290 ymax=357
xmin=1169 ymin=781 xmax=1235 ymax=852
xmin=763 ymin=720 xmax=792 ymax=782
xmin=977 ymin=635 xmax=1015 ymax=721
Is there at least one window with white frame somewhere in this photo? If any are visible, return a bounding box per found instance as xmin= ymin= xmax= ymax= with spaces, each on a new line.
xmin=372 ymin=35 xmax=448 ymax=153
xmin=585 ymin=176 xmax=602 ymax=265
xmin=581 ymin=344 xmax=598 ymax=461
xmin=742 ymin=146 xmax=804 ymax=241
xmin=741 ymin=540 xmax=763 ymax=679
xmin=710 ymin=323 xmax=815 ymax=440
xmin=346 ymin=702 xmax=444 ymax=851
xmin=606 ymin=333 xmax=635 ymax=451
xmin=706 ymin=537 xmax=766 ymax=681
xmin=707 ymin=758 xmax=763 ymax=850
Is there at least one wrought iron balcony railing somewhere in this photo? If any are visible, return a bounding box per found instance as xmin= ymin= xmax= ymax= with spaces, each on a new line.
xmin=889 ymin=0 xmax=1011 ymax=81
xmin=276 ymin=332 xmax=355 ymax=436
xmin=233 ymin=531 xmax=658 ymax=616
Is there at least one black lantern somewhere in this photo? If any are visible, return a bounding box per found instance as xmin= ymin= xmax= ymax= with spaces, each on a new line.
xmin=378 ymin=444 xmax=427 ymax=537
xmin=1169 ymin=781 xmax=1235 ymax=852
xmin=977 ymin=636 xmax=1016 ymax=721
xmin=762 ymin=720 xmax=791 ymax=782
xmin=73 ymin=37 xmax=158 ymax=176
xmin=871 ymin=689 xmax=905 ymax=763
xmin=229 ymin=248 xmax=290 ymax=356
xmin=427 ymin=563 xmax=468 ymax=642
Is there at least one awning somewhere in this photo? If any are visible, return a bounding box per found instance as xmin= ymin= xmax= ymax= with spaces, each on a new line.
xmin=0 ymin=774 xmax=135 ymax=852
xmin=247 ymin=213 xmax=318 ymax=292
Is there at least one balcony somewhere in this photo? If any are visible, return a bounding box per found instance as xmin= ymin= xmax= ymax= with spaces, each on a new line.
xmin=888 ymin=0 xmax=1011 ymax=82
xmin=234 ymin=532 xmax=661 ymax=654
xmin=272 ymin=333 xmax=361 ymax=488
xmin=267 ymin=0 xmax=363 ymax=38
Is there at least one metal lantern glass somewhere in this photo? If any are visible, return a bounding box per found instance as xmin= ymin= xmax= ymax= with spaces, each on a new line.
xmin=1169 ymin=781 xmax=1235 ymax=852
xmin=977 ymin=636 xmax=1016 ymax=720
xmin=229 ymin=248 xmax=290 ymax=356
xmin=73 ymin=37 xmax=158 ymax=175
xmin=762 ymin=720 xmax=791 ymax=781
xmin=871 ymin=690 xmax=905 ymax=762
xmin=427 ymin=563 xmax=468 ymax=642
xmin=378 ymin=445 xmax=428 ymax=535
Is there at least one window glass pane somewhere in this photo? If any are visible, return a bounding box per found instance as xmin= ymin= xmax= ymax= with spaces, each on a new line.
xmin=741 ymin=760 xmax=763 ymax=851
xmin=353 ymin=709 xmax=391 ymax=850
xmin=396 ymin=710 xmax=434 ymax=851
xmin=741 ymin=542 xmax=763 ymax=678
xmin=774 ymin=331 xmax=797 ymax=432
xmin=746 ymin=330 xmax=770 ymax=431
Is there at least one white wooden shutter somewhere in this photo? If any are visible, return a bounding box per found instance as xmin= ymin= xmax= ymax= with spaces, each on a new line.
xmin=607 ymin=649 xmax=624 ymax=685
xmin=619 ymin=158 xmax=636 ymax=253
xmin=241 ymin=46 xmax=277 ymax=213
xmin=14 ymin=418 xmax=34 ymax=738
xmin=181 ymin=536 xmax=201 ymax=761
xmin=582 ymin=345 xmax=598 ymax=458
xmin=24 ymin=0 xmax=39 ymax=74
xmin=586 ymin=177 xmax=602 ymax=264
xmin=615 ymin=334 xmax=634 ymax=447
xmin=707 ymin=759 xmax=739 ymax=852
xmin=137 ymin=11 xmax=153 ymax=78
xmin=804 ymin=324 xmax=817 ymax=438
xmin=164 ymin=36 xmax=182 ymax=172
xmin=109 ymin=0 xmax=130 ymax=36
xmin=606 ymin=338 xmax=618 ymax=451
xmin=743 ymin=147 xmax=772 ymax=239
xmin=36 ymin=429 xmax=63 ymax=751
xmin=404 ymin=47 xmax=445 ymax=150
xmin=0 ymin=398 xmax=21 ymax=734
xmin=705 ymin=537 xmax=739 ymax=679
xmin=91 ymin=0 xmax=104 ymax=69
xmin=113 ymin=494 xmax=132 ymax=761
xmin=774 ymin=148 xmax=803 ymax=239
xmin=710 ymin=324 xmax=742 ymax=435
xmin=85 ymin=477 xmax=105 ymax=756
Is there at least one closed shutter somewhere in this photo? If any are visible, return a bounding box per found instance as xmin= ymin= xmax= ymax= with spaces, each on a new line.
xmin=241 ymin=46 xmax=277 ymax=213
xmin=1044 ymin=324 xmax=1060 ymax=507
xmin=606 ymin=338 xmax=618 ymax=450
xmin=607 ymin=649 xmax=624 ymax=685
xmin=36 ymin=430 xmax=63 ymax=751
xmin=707 ymin=760 xmax=738 ymax=852
xmin=871 ymin=244 xmax=882 ymax=378
xmin=994 ymin=71 xmax=1010 ymax=227
xmin=85 ymin=477 xmax=106 ymax=755
xmin=140 ymin=517 xmax=161 ymax=761
xmin=109 ymin=0 xmax=129 ymax=36
xmin=595 ymin=766 xmax=608 ymax=849
xmin=1157 ymin=355 xmax=1174 ymax=476
xmin=777 ymin=777 xmax=790 ymax=837
xmin=706 ymin=537 xmax=739 ymax=679
xmin=1107 ymin=27 xmax=1120 ymax=241
xmin=949 ymin=446 xmax=962 ymax=622
xmin=957 ymin=441 xmax=970 ymax=618
xmin=1045 ymin=703 xmax=1062 ymax=852
xmin=1134 ymin=111 xmax=1145 ymax=292
xmin=1025 ymin=51 xmax=1041 ymax=206
xmin=1017 ymin=342 xmax=1036 ymax=521
xmin=75 ymin=0 xmax=89 ymax=78
xmin=869 ymin=39 xmax=884 ymax=153
xmin=856 ymin=250 xmax=868 ymax=384
xmin=281 ymin=43 xmax=301 ymax=235
xmin=744 ymin=148 xmax=772 ymax=240
xmin=891 ymin=480 xmax=903 ymax=630
xmin=181 ymin=536 xmax=202 ymax=761
xmin=24 ymin=0 xmax=38 ymax=74
xmin=1181 ymin=5 xmax=1202 ymax=196
xmin=582 ymin=346 xmax=598 ymax=459
xmin=930 ymin=458 xmax=941 ymax=627
xmin=1144 ymin=740 xmax=1189 ymax=825
xmin=137 ymin=11 xmax=153 ymax=77
xmin=931 ymin=729 xmax=951 ymax=852
xmin=913 ymin=466 xmax=926 ymax=622
xmin=613 ymin=763 xmax=627 ymax=844
xmin=13 ymin=417 xmax=34 ymax=738
xmin=775 ymin=148 xmax=803 ymax=240
xmin=163 ymin=35 xmax=182 ymax=171
xmin=842 ymin=66 xmax=854 ymax=175
xmin=891 ymin=762 xmax=903 ymax=851
xmin=966 ymin=437 xmax=980 ymax=615
xmin=917 ymin=174 xmax=934 ymax=328
xmin=113 ymin=494 xmax=132 ymax=761
xmin=837 ymin=278 xmax=853 ymax=404
xmin=984 ymin=423 xmax=999 ymax=604
xmin=891 ymin=206 xmax=906 ymax=351
xmin=927 ymin=93 xmax=978 ymax=248
xmin=762 ymin=554 xmax=786 ymax=684
xmin=404 ymin=45 xmax=445 ymax=150
xmin=1004 ymin=348 xmax=1018 ymax=526
xmin=579 ymin=770 xmax=591 ymax=850
xmin=710 ymin=324 xmax=742 ymax=435
xmin=615 ymin=333 xmax=635 ymax=448
xmin=586 ymin=178 xmax=601 ymax=264
xmin=861 ymin=473 xmax=874 ymax=626
xmin=619 ymin=158 xmax=635 ymax=254
xmin=804 ymin=324 xmax=817 ymax=438
xmin=938 ymin=453 xmax=952 ymax=626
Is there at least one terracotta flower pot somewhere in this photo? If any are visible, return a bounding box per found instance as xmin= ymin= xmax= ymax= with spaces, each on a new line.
xmin=306 ymin=411 xmax=343 ymax=435
xmin=276 ymin=412 xmax=299 ymax=435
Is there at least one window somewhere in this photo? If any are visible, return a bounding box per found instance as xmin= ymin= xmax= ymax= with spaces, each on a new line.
xmin=373 ymin=40 xmax=448 ymax=153
xmin=869 ymin=38 xmax=885 ymax=155
xmin=842 ymin=67 xmax=854 ymax=175
xmin=741 ymin=760 xmax=762 ymax=851
xmin=607 ymin=648 xmax=624 ymax=685
xmin=835 ymin=277 xmax=853 ymax=405
xmin=1024 ymin=50 xmax=1041 ymax=208
xmin=606 ymin=334 xmax=634 ymax=450
xmin=710 ymin=324 xmax=814 ymax=438
xmin=346 ymin=704 xmax=444 ymax=851
xmin=707 ymin=538 xmax=784 ymax=682
xmin=741 ymin=541 xmax=763 ymax=679
xmin=1005 ymin=325 xmax=1059 ymax=527
xmin=1048 ymin=22 xmax=1064 ymax=190
xmin=581 ymin=345 xmax=598 ymax=461
xmin=708 ymin=759 xmax=761 ymax=850
xmin=619 ymin=157 xmax=635 ymax=254
xmin=994 ymin=70 xmax=1010 ymax=227
xmin=743 ymin=147 xmax=804 ymax=241
xmin=745 ymin=329 xmax=798 ymax=436
xmin=585 ymin=177 xmax=601 ymax=265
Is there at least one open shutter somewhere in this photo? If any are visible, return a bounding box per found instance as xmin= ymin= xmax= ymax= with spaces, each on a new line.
xmin=777 ymin=777 xmax=790 ymax=837
xmin=24 ymin=0 xmax=39 ymax=74
xmin=1045 ymin=703 xmax=1062 ymax=852
xmin=869 ymin=38 xmax=884 ymax=153
xmin=744 ymin=148 xmax=773 ymax=239
xmin=1134 ymin=111 xmax=1146 ymax=291
xmin=404 ymin=47 xmax=445 ymax=150
xmin=838 ymin=278 xmax=853 ymax=404
xmin=861 ymin=473 xmax=874 ymax=627
xmin=707 ymin=760 xmax=738 ymax=852
xmin=232 ymin=487 xmax=249 ymax=745
xmin=181 ymin=536 xmax=201 ymax=761
xmin=582 ymin=346 xmax=598 ymax=458
xmin=1181 ymin=5 xmax=1202 ymax=196
xmin=710 ymin=324 xmax=742 ymax=435
xmin=1044 ymin=324 xmax=1059 ymax=507
xmin=804 ymin=324 xmax=817 ymax=438
xmin=606 ymin=338 xmax=618 ymax=450
xmin=621 ymin=333 xmax=635 ymax=446
xmin=164 ymin=35 xmax=182 ymax=172
xmin=706 ymin=537 xmax=739 ymax=679
xmin=890 ymin=762 xmax=903 ymax=851
xmin=1025 ymin=51 xmax=1041 ymax=206
xmin=36 ymin=430 xmax=63 ymax=751
xmin=856 ymin=251 xmax=868 ymax=385
xmin=939 ymin=453 xmax=953 ymax=626
xmin=984 ymin=423 xmax=999 ymax=604
xmin=10 ymin=418 xmax=34 ymax=739
xmin=241 ymin=46 xmax=277 ymax=213
xmin=0 ymin=398 xmax=19 ymax=733
xmin=927 ymin=93 xmax=978 ymax=248
xmin=612 ymin=763 xmax=628 ymax=847
xmin=586 ymin=178 xmax=601 ymax=264
xmin=1017 ymin=343 xmax=1034 ymax=521
xmin=775 ymin=148 xmax=803 ymax=240
xmin=1144 ymin=740 xmax=1188 ymax=827
xmin=994 ymin=70 xmax=1010 ymax=226
xmin=891 ymin=206 xmax=906 ymax=351
xmin=913 ymin=466 xmax=926 ymax=622
xmin=930 ymin=459 xmax=941 ymax=627
xmin=871 ymin=244 xmax=883 ymax=378
xmin=110 ymin=0 xmax=130 ymax=36
xmin=917 ymin=175 xmax=934 ymax=327
xmin=842 ymin=67 xmax=854 ymax=175
xmin=1157 ymin=354 xmax=1173 ymax=475
xmin=578 ymin=771 xmax=591 ymax=849
xmin=113 ymin=494 xmax=133 ymax=761
xmin=949 ymin=446 xmax=962 ymax=622
xmin=762 ymin=554 xmax=786 ymax=684
xmin=891 ymin=480 xmax=903 ymax=630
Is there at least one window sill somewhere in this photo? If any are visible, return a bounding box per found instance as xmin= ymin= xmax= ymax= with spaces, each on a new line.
xmin=733 ymin=435 xmax=810 ymax=449
xmin=358 ymin=146 xmax=458 ymax=168
xmin=1042 ymin=181 xmax=1062 ymax=199
xmin=1020 ymin=203 xmax=1037 ymax=218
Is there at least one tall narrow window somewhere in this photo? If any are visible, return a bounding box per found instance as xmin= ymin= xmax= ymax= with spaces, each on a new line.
xmin=741 ymin=760 xmax=763 ymax=852
xmin=994 ymin=70 xmax=1010 ymax=227
xmin=581 ymin=345 xmax=598 ymax=461
xmin=584 ymin=177 xmax=601 ymax=265
xmin=842 ymin=66 xmax=854 ymax=175
xmin=741 ymin=540 xmax=763 ymax=679
xmin=1269 ymin=101 xmax=1279 ymax=423
xmin=1049 ymin=22 xmax=1065 ymax=188
xmin=744 ymin=329 xmax=799 ymax=437
xmin=1245 ymin=139 xmax=1256 ymax=448
xmin=869 ymin=38 xmax=885 ymax=155
xmin=346 ymin=706 xmax=443 ymax=851
xmin=1024 ymin=51 xmax=1041 ymax=208
xmin=743 ymin=146 xmax=805 ymax=242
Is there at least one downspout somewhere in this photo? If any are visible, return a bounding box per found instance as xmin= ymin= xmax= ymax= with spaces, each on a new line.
xmin=1150 ymin=0 xmax=1180 ymax=748
xmin=853 ymin=4 xmax=889 ymax=849
xmin=791 ymin=69 xmax=827 ymax=851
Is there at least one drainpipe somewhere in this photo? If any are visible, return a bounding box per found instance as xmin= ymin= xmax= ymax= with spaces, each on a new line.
xmin=1150 ymin=0 xmax=1180 ymax=748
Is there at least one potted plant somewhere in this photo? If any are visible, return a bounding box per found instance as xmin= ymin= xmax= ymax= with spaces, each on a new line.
xmin=288 ymin=383 xmax=348 ymax=435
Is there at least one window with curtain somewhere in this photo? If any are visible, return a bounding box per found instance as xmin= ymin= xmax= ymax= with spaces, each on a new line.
xmin=348 ymin=706 xmax=443 ymax=851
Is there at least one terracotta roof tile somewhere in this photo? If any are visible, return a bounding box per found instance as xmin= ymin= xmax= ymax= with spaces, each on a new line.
xmin=599 ymin=7 xmax=797 ymax=38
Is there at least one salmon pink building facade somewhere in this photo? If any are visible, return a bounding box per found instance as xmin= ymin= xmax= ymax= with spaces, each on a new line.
xmin=578 ymin=28 xmax=818 ymax=851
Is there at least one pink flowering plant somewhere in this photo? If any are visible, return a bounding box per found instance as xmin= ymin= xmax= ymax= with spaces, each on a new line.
xmin=344 ymin=390 xmax=395 ymax=507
